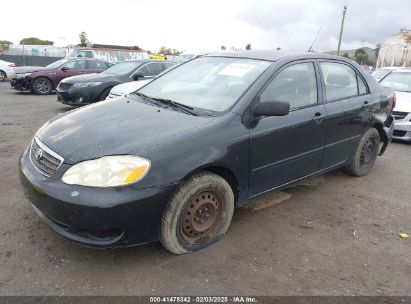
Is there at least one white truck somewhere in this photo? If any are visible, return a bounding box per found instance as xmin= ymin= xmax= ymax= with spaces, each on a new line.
xmin=68 ymin=45 xmax=149 ymax=63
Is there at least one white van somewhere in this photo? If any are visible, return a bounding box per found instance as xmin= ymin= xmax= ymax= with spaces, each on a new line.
xmin=68 ymin=48 xmax=149 ymax=63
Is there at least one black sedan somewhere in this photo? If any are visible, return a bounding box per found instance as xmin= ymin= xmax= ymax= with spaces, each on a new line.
xmin=56 ymin=59 xmax=176 ymax=105
xmin=20 ymin=51 xmax=394 ymax=254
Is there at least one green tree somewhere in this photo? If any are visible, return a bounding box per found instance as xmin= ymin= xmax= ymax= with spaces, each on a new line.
xmin=342 ymin=52 xmax=350 ymax=58
xmin=79 ymin=32 xmax=88 ymax=47
xmin=0 ymin=40 xmax=13 ymax=51
xmin=354 ymin=48 xmax=369 ymax=65
xmin=245 ymin=43 xmax=251 ymax=50
xmin=221 ymin=45 xmax=226 ymax=50
xmin=20 ymin=37 xmax=53 ymax=45
xmin=158 ymin=46 xmax=182 ymax=55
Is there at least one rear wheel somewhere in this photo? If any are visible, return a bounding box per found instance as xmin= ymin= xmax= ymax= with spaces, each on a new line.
xmin=345 ymin=127 xmax=380 ymax=177
xmin=160 ymin=172 xmax=234 ymax=254
xmin=32 ymin=77 xmax=53 ymax=95
xmin=0 ymin=70 xmax=6 ymax=82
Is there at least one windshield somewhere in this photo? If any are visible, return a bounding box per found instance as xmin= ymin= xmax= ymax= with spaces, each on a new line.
xmin=380 ymin=72 xmax=411 ymax=92
xmin=372 ymin=69 xmax=392 ymax=81
xmin=47 ymin=59 xmax=68 ymax=69
xmin=102 ymin=61 xmax=142 ymax=75
xmin=137 ymin=57 xmax=271 ymax=113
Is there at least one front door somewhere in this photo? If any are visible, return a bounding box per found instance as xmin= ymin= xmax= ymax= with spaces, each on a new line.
xmin=249 ymin=61 xmax=326 ymax=196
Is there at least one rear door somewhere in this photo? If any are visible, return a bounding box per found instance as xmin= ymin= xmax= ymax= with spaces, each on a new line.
xmin=249 ymin=60 xmax=327 ymax=196
xmin=318 ymin=60 xmax=371 ymax=169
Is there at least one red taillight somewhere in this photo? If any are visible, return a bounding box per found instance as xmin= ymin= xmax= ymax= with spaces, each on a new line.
xmin=392 ymin=93 xmax=396 ymax=109
xmin=9 ymin=63 xmax=15 ymax=67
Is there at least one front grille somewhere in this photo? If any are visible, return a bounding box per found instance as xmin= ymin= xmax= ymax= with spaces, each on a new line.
xmin=30 ymin=138 xmax=63 ymax=177
xmin=58 ymin=83 xmax=73 ymax=91
xmin=393 ymin=130 xmax=407 ymax=137
xmin=393 ymin=111 xmax=408 ymax=121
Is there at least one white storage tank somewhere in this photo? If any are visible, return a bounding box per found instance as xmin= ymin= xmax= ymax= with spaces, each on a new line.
xmin=377 ymin=30 xmax=411 ymax=68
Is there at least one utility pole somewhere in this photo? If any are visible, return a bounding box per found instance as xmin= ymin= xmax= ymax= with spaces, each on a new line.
xmin=337 ymin=5 xmax=348 ymax=56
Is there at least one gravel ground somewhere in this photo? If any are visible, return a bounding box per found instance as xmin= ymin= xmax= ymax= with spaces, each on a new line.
xmin=0 ymin=81 xmax=410 ymax=296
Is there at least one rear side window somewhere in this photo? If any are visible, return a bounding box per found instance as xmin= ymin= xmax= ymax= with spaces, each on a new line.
xmin=357 ymin=75 xmax=367 ymax=95
xmin=88 ymin=60 xmax=110 ymax=69
xmin=260 ymin=62 xmax=318 ymax=109
xmin=320 ymin=62 xmax=362 ymax=100
xmin=164 ymin=62 xmax=177 ymax=70
xmin=137 ymin=63 xmax=163 ymax=76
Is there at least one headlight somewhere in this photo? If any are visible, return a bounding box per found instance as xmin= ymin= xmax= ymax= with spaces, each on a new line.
xmin=74 ymin=82 xmax=102 ymax=88
xmin=62 ymin=155 xmax=150 ymax=187
xmin=16 ymin=73 xmax=32 ymax=79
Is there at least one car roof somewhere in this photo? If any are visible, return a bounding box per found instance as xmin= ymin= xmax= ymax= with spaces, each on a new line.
xmin=205 ymin=50 xmax=346 ymax=62
xmin=391 ymin=68 xmax=411 ymax=73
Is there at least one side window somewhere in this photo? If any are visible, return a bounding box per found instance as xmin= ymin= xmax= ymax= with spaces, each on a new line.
xmin=87 ymin=60 xmax=109 ymax=69
xmin=260 ymin=62 xmax=318 ymax=109
xmin=320 ymin=62 xmax=358 ymax=100
xmin=137 ymin=63 xmax=164 ymax=76
xmin=63 ymin=60 xmax=86 ymax=70
xmin=357 ymin=74 xmax=368 ymax=95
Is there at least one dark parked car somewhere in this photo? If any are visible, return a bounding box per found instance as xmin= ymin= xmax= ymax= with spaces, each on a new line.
xmin=19 ymin=51 xmax=394 ymax=254
xmin=56 ymin=60 xmax=176 ymax=105
xmin=10 ymin=58 xmax=111 ymax=95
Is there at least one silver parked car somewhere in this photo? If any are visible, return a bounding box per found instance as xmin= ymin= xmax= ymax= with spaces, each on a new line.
xmin=380 ymin=68 xmax=411 ymax=142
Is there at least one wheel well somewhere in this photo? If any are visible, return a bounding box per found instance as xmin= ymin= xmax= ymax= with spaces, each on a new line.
xmin=190 ymin=166 xmax=239 ymax=205
xmin=372 ymin=123 xmax=387 ymax=143
xmin=32 ymin=76 xmax=54 ymax=89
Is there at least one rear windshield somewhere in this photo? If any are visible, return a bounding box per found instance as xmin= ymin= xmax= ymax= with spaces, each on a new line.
xmin=371 ymin=69 xmax=392 ymax=81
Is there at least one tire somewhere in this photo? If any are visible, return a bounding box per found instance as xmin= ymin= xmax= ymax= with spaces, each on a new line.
xmin=0 ymin=70 xmax=6 ymax=82
xmin=345 ymin=127 xmax=380 ymax=177
xmin=32 ymin=77 xmax=53 ymax=95
xmin=99 ymin=87 xmax=112 ymax=101
xmin=160 ymin=171 xmax=234 ymax=254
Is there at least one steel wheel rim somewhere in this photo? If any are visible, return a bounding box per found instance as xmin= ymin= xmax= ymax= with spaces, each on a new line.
xmin=180 ymin=191 xmax=220 ymax=245
xmin=360 ymin=137 xmax=375 ymax=167
xmin=37 ymin=80 xmax=51 ymax=94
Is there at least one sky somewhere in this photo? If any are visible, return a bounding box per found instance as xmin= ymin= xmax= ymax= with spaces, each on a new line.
xmin=2 ymin=0 xmax=411 ymax=53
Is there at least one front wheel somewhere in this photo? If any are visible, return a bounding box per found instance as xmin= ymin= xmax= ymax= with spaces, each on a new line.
xmin=0 ymin=70 xmax=6 ymax=82
xmin=345 ymin=127 xmax=380 ymax=177
xmin=32 ymin=78 xmax=53 ymax=95
xmin=160 ymin=172 xmax=234 ymax=254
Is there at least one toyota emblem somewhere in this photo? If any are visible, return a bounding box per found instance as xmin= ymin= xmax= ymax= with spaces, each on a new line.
xmin=34 ymin=148 xmax=43 ymax=161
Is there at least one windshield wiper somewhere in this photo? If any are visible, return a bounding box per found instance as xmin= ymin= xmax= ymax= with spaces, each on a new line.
xmin=149 ymin=97 xmax=198 ymax=116
xmin=132 ymin=92 xmax=161 ymax=107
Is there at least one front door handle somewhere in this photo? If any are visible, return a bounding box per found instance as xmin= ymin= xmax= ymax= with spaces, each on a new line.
xmin=362 ymin=101 xmax=372 ymax=111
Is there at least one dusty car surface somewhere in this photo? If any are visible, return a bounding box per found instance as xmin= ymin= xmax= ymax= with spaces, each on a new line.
xmin=19 ymin=51 xmax=395 ymax=254
xmin=10 ymin=58 xmax=111 ymax=95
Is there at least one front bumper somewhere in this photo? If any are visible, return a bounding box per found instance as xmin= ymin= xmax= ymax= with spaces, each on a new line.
xmin=56 ymin=84 xmax=103 ymax=106
xmin=19 ymin=146 xmax=178 ymax=247
xmin=393 ymin=115 xmax=411 ymax=142
xmin=10 ymin=78 xmax=31 ymax=92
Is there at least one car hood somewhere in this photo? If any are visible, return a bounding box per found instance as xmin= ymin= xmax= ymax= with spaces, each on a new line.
xmin=62 ymin=73 xmax=117 ymax=84
xmin=110 ymin=79 xmax=152 ymax=96
xmin=394 ymin=91 xmax=411 ymax=113
xmin=36 ymin=97 xmax=213 ymax=164
xmin=14 ymin=66 xmax=50 ymax=74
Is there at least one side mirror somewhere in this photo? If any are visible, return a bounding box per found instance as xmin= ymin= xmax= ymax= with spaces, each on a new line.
xmin=253 ymin=101 xmax=290 ymax=117
xmin=133 ymin=73 xmax=144 ymax=81
xmin=61 ymin=66 xmax=70 ymax=72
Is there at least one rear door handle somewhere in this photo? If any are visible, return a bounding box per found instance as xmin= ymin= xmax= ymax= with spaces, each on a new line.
xmin=312 ymin=112 xmax=324 ymax=121
xmin=362 ymin=101 xmax=372 ymax=111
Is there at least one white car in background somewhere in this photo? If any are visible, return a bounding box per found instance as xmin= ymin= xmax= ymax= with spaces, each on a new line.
xmin=380 ymin=68 xmax=411 ymax=142
xmin=0 ymin=59 xmax=16 ymax=81
xmin=107 ymin=79 xmax=152 ymax=99
xmin=372 ymin=66 xmax=401 ymax=82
